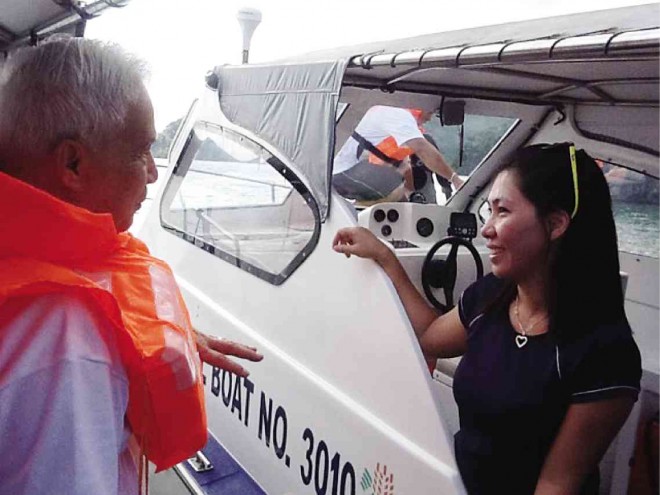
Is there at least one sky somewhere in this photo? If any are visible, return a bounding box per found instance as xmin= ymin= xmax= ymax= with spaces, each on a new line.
xmin=86 ymin=0 xmax=653 ymax=132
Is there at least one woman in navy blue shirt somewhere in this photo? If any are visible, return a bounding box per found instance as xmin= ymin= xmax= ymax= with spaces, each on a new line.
xmin=333 ymin=143 xmax=641 ymax=495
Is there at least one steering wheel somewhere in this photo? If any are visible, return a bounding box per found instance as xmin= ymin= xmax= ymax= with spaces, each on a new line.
xmin=421 ymin=237 xmax=484 ymax=312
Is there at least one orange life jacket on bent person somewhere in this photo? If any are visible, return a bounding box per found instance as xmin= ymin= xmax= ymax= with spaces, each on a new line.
xmin=0 ymin=171 xmax=207 ymax=472
xmin=366 ymin=136 xmax=414 ymax=165
xmin=355 ymin=108 xmax=425 ymax=166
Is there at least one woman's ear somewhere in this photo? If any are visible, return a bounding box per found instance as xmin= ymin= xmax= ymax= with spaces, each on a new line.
xmin=546 ymin=209 xmax=571 ymax=241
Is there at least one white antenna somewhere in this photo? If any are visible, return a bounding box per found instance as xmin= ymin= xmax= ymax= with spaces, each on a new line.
xmin=236 ymin=7 xmax=262 ymax=64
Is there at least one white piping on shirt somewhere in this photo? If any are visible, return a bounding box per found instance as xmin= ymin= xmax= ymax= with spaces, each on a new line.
xmin=572 ymin=385 xmax=640 ymax=397
xmin=459 ymin=294 xmax=485 ymax=329
xmin=555 ymin=345 xmax=562 ymax=380
xmin=469 ymin=313 xmax=485 ymax=328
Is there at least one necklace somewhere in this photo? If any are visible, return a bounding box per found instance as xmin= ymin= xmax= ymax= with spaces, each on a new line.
xmin=513 ymin=295 xmax=548 ymax=349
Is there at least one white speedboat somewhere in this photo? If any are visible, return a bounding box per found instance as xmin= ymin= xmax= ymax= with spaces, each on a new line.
xmin=141 ymin=5 xmax=659 ymax=494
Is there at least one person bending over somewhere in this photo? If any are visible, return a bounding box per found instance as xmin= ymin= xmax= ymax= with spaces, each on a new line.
xmin=333 ymin=105 xmax=463 ymax=205
xmin=333 ymin=143 xmax=641 ymax=495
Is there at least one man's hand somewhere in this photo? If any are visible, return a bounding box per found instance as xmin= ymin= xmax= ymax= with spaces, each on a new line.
xmin=451 ymin=173 xmax=465 ymax=190
xmin=194 ymin=330 xmax=263 ymax=377
xmin=398 ymin=156 xmax=414 ymax=192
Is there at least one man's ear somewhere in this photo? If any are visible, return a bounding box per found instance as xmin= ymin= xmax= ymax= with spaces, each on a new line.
xmin=53 ymin=139 xmax=86 ymax=191
xmin=546 ymin=209 xmax=571 ymax=241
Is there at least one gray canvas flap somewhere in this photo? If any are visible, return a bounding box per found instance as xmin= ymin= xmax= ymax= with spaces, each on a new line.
xmin=216 ymin=60 xmax=347 ymax=220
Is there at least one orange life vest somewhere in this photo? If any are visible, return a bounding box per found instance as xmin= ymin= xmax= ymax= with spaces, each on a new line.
xmin=365 ymin=109 xmax=424 ymax=166
xmin=0 ymin=171 xmax=207 ymax=472
xmin=367 ymin=136 xmax=415 ymax=165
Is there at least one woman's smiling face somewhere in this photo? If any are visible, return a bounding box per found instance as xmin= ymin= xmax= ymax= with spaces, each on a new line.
xmin=481 ymin=169 xmax=553 ymax=281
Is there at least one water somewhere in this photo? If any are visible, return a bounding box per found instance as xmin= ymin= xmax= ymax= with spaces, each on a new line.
xmin=613 ymin=201 xmax=659 ymax=258
xmin=171 ymin=162 xmax=290 ymax=210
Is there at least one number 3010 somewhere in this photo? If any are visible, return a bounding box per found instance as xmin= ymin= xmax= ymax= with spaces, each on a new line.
xmin=300 ymin=428 xmax=356 ymax=495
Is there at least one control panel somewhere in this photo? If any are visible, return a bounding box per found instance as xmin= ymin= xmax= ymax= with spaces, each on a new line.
xmin=357 ymin=203 xmax=486 ymax=300
xmin=358 ymin=202 xmax=454 ymax=248
xmin=447 ymin=212 xmax=478 ymax=239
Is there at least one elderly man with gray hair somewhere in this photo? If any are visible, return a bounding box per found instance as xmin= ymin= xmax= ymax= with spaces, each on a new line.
xmin=0 ymin=37 xmax=261 ymax=494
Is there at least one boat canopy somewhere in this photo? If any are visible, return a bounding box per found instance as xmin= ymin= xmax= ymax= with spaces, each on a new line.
xmin=214 ymin=61 xmax=346 ymax=219
xmin=0 ymin=0 xmax=128 ymax=52
xmin=213 ymin=4 xmax=659 ymax=219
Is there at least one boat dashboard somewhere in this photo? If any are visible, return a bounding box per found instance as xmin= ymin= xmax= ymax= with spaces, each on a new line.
xmin=356 ymin=202 xmax=490 ymax=303
xmin=358 ymin=202 xmax=460 ymax=250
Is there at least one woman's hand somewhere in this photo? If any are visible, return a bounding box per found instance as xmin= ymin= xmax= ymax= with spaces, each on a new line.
xmin=333 ymin=226 xmax=455 ymax=345
xmin=332 ymin=227 xmax=394 ymax=267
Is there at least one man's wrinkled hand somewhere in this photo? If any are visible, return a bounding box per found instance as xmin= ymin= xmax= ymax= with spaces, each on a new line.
xmin=194 ymin=330 xmax=263 ymax=378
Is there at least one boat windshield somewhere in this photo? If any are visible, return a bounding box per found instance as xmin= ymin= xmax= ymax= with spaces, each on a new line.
xmin=424 ymin=114 xmax=516 ymax=204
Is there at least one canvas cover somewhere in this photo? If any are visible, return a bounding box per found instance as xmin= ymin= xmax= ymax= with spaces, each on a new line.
xmin=215 ymin=61 xmax=347 ymax=219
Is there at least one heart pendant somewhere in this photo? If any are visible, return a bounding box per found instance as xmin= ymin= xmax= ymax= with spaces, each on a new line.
xmin=515 ymin=335 xmax=528 ymax=348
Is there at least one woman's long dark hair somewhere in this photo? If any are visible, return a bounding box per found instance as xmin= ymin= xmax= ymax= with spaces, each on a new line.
xmin=486 ymin=143 xmax=625 ymax=343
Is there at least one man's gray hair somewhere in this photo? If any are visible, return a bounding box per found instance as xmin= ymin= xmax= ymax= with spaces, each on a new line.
xmin=0 ymin=36 xmax=148 ymax=154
